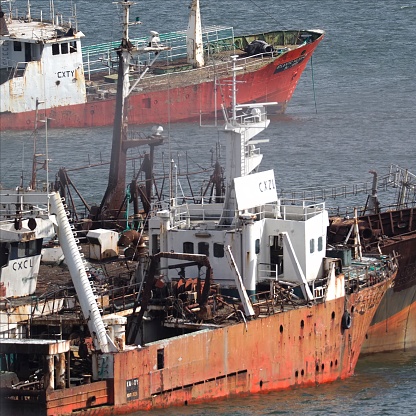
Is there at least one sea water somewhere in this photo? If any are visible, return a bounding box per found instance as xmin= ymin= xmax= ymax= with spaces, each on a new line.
xmin=0 ymin=1 xmax=415 ymax=414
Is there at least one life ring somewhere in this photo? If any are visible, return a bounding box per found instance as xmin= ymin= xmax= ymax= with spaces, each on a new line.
xmin=341 ymin=310 xmax=352 ymax=330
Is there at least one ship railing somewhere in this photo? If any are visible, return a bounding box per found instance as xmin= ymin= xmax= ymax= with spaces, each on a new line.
xmin=279 ymin=164 xmax=416 ymax=215
xmin=5 ymin=6 xmax=75 ymax=29
xmin=151 ymin=196 xmax=234 ymax=229
xmin=343 ymin=258 xmax=391 ymax=293
xmin=258 ymin=262 xmax=281 ymax=281
xmin=82 ymin=27 xmax=316 ymax=79
xmin=234 ymin=108 xmax=269 ymax=125
xmin=386 ymin=164 xmax=416 ymax=208
xmin=272 ymin=200 xmax=325 ymax=221
xmin=0 ymin=204 xmax=48 ymax=219
xmin=150 ymin=198 xmax=326 ymax=228
xmin=257 ymin=263 xmax=330 ymax=303
xmin=83 ymin=49 xmax=277 ymax=93
xmin=311 ymin=276 xmax=329 ymax=301
xmin=0 ymin=206 xmax=50 ymax=220
xmin=0 ymin=190 xmax=50 ymax=218
xmin=387 ymin=164 xmax=416 ymax=189
xmin=170 ymin=201 xmax=324 ymax=226
xmin=0 ymin=190 xmax=50 ymax=201
xmin=104 ymin=281 xmax=143 ymax=313
xmin=234 ymin=49 xmax=285 ymax=64
xmin=140 ymin=52 xmax=278 ymax=89
xmin=247 ymin=147 xmax=262 ymax=157
xmin=0 ymin=287 xmax=72 ymax=339
xmin=82 ymin=25 xmax=234 ymax=80
xmin=0 ymin=208 xmax=49 ymax=221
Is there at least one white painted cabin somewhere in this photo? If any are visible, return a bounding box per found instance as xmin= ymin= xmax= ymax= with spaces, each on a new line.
xmin=0 ymin=7 xmax=86 ymax=114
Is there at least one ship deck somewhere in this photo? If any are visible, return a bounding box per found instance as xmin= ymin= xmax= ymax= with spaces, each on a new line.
xmin=85 ymin=49 xmax=279 ymax=100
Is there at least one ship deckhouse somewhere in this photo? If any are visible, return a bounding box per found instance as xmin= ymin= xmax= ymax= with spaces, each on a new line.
xmin=0 ymin=190 xmax=55 ymax=298
xmin=149 ymin=60 xmax=329 ymax=299
xmin=0 ymin=5 xmax=86 ymax=114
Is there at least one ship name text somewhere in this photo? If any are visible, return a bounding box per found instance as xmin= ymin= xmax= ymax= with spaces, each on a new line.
xmin=274 ymin=56 xmax=306 ymax=74
xmin=57 ymin=70 xmax=75 ymax=79
xmin=259 ymin=178 xmax=276 ymax=192
xmin=12 ymin=258 xmax=34 ymax=271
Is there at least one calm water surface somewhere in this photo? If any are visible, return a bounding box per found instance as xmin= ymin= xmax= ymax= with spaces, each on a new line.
xmin=139 ymin=351 xmax=416 ymax=416
xmin=1 ymin=1 xmax=415 ymax=414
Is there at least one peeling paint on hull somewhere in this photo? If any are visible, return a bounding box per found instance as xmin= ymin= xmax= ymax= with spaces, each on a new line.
xmin=0 ymin=278 xmax=390 ymax=415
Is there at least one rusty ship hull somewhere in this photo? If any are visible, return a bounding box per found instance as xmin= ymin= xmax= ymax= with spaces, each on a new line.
xmin=0 ymin=34 xmax=323 ymax=131
xmin=328 ymin=206 xmax=416 ymax=354
xmin=0 ymin=278 xmax=391 ymax=415
xmin=365 ymin=284 xmax=416 ymax=354
xmin=363 ymin=233 xmax=416 ymax=353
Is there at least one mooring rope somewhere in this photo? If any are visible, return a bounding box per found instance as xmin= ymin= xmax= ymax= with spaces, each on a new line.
xmin=311 ymin=55 xmax=318 ymax=114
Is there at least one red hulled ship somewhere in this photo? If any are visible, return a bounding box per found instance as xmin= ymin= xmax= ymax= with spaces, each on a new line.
xmin=0 ymin=0 xmax=324 ymax=131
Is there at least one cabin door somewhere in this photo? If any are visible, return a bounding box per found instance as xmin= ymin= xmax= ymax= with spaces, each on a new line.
xmin=25 ymin=43 xmax=32 ymax=62
xmin=269 ymin=235 xmax=283 ymax=278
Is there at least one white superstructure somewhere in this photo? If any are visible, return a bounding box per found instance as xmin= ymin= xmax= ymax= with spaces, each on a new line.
xmin=148 ymin=58 xmax=331 ymax=301
xmin=0 ymin=190 xmax=54 ymax=298
xmin=0 ymin=2 xmax=86 ymax=114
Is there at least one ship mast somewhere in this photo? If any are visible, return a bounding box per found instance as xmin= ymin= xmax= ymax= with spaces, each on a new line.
xmin=219 ymin=56 xmax=276 ymax=225
xmin=98 ymin=1 xmax=169 ymax=226
xmin=99 ymin=1 xmax=137 ymax=222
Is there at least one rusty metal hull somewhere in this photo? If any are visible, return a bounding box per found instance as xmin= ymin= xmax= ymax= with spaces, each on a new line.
xmin=0 ymin=278 xmax=389 ymax=416
xmin=0 ymin=37 xmax=323 ymax=131
xmin=362 ymin=285 xmax=416 ymax=354
xmin=362 ymin=236 xmax=416 ymax=354
xmin=328 ymin=209 xmax=416 ymax=354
